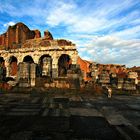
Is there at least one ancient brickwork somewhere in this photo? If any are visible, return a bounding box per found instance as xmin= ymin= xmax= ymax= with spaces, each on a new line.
xmin=0 ymin=22 xmax=78 ymax=88
xmin=77 ymin=57 xmax=91 ymax=81
xmin=0 ymin=22 xmax=139 ymax=90
xmin=0 ymin=22 xmax=41 ymax=50
xmin=44 ymin=30 xmax=53 ymax=40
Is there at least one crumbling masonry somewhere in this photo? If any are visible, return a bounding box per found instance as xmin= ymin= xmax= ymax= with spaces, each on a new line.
xmin=0 ymin=22 xmax=80 ymax=88
xmin=0 ymin=22 xmax=139 ymax=91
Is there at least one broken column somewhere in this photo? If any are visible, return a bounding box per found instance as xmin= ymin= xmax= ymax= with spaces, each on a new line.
xmin=18 ymin=62 xmax=30 ymax=87
xmin=67 ymin=64 xmax=81 ymax=89
xmin=52 ymin=57 xmax=58 ymax=78
xmin=42 ymin=57 xmax=52 ymax=76
xmin=30 ymin=63 xmax=36 ymax=87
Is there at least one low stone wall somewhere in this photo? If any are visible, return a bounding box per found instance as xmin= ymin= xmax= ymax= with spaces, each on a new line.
xmin=44 ymin=80 xmax=70 ymax=88
xmin=44 ymin=77 xmax=80 ymax=89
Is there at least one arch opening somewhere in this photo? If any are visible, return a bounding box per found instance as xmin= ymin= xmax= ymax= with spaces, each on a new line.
xmin=9 ymin=56 xmax=18 ymax=76
xmin=23 ymin=55 xmax=34 ymax=63
xmin=38 ymin=55 xmax=52 ymax=77
xmin=0 ymin=57 xmax=4 ymax=63
xmin=58 ymin=54 xmax=72 ymax=77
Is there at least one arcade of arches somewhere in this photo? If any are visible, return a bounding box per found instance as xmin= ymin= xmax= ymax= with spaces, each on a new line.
xmin=0 ymin=22 xmax=134 ymax=90
xmin=0 ymin=22 xmax=83 ymax=87
xmin=0 ymin=50 xmax=78 ymax=80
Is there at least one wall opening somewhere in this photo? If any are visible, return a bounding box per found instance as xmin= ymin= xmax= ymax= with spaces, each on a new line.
xmin=58 ymin=54 xmax=71 ymax=77
xmin=9 ymin=56 xmax=18 ymax=76
xmin=23 ymin=55 xmax=34 ymax=63
xmin=38 ymin=55 xmax=52 ymax=77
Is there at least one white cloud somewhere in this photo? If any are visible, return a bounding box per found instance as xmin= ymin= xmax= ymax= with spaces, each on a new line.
xmin=111 ymin=25 xmax=140 ymax=39
xmin=46 ymin=2 xmax=109 ymax=33
xmin=44 ymin=0 xmax=140 ymax=44
xmin=3 ymin=21 xmax=15 ymax=27
xmin=1 ymin=0 xmax=140 ymax=38
xmin=0 ymin=0 xmax=140 ymax=66
xmin=59 ymin=33 xmax=140 ymax=67
xmin=46 ymin=1 xmax=77 ymax=26
xmin=79 ymin=35 xmax=140 ymax=67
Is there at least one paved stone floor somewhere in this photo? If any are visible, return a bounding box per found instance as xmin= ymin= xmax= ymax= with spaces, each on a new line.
xmin=0 ymin=92 xmax=140 ymax=140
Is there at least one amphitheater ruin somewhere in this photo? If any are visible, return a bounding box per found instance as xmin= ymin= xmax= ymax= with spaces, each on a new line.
xmin=0 ymin=22 xmax=139 ymax=91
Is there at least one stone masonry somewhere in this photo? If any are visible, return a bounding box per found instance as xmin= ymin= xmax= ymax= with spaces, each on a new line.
xmin=0 ymin=22 xmax=79 ymax=87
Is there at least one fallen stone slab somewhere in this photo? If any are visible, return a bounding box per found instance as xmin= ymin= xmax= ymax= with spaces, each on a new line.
xmin=127 ymin=104 xmax=140 ymax=111
xmin=101 ymin=106 xmax=131 ymax=125
xmin=70 ymin=108 xmax=103 ymax=117
xmin=42 ymin=108 xmax=49 ymax=116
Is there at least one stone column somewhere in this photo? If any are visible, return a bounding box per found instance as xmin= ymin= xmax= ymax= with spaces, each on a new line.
xmin=71 ymin=52 xmax=78 ymax=65
xmin=5 ymin=59 xmax=10 ymax=77
xmin=52 ymin=58 xmax=58 ymax=78
xmin=33 ymin=55 xmax=40 ymax=64
xmin=30 ymin=63 xmax=36 ymax=87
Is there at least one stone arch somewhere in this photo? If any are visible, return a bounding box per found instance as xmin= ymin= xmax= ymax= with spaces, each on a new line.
xmin=38 ymin=54 xmax=52 ymax=77
xmin=23 ymin=55 xmax=34 ymax=63
xmin=9 ymin=56 xmax=18 ymax=76
xmin=58 ymin=54 xmax=72 ymax=77
xmin=67 ymin=51 xmax=78 ymax=65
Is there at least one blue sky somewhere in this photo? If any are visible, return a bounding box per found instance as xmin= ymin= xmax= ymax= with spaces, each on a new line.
xmin=0 ymin=0 xmax=140 ymax=67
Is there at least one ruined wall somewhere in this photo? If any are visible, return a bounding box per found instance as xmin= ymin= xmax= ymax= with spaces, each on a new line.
xmin=0 ymin=33 xmax=6 ymax=49
xmin=0 ymin=22 xmax=78 ymax=82
xmin=0 ymin=22 xmax=41 ymax=50
xmin=95 ymin=64 xmax=127 ymax=75
xmin=0 ymin=47 xmax=78 ymax=79
xmin=33 ymin=30 xmax=41 ymax=38
xmin=77 ymin=57 xmax=91 ymax=81
xmin=44 ymin=30 xmax=53 ymax=40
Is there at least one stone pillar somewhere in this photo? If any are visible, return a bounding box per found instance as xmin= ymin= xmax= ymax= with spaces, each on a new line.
xmin=33 ymin=55 xmax=40 ymax=64
xmin=16 ymin=57 xmax=23 ymax=81
xmin=71 ymin=53 xmax=78 ymax=65
xmin=5 ymin=59 xmax=10 ymax=77
xmin=42 ymin=57 xmax=52 ymax=76
xmin=52 ymin=58 xmax=58 ymax=78
xmin=30 ymin=63 xmax=36 ymax=87
xmin=17 ymin=56 xmax=23 ymax=64
xmin=18 ymin=62 xmax=30 ymax=87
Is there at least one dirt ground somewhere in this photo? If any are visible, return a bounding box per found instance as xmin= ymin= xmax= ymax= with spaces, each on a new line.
xmin=0 ymin=88 xmax=140 ymax=140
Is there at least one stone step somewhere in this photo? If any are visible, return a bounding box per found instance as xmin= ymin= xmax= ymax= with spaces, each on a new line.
xmin=16 ymin=104 xmax=42 ymax=109
xmin=42 ymin=108 xmax=49 ymax=116
xmin=31 ymin=97 xmax=40 ymax=103
xmin=60 ymin=109 xmax=70 ymax=117
xmin=6 ymin=111 xmax=39 ymax=116
xmin=70 ymin=108 xmax=103 ymax=117
xmin=48 ymin=108 xmax=61 ymax=117
xmin=10 ymin=108 xmax=41 ymax=112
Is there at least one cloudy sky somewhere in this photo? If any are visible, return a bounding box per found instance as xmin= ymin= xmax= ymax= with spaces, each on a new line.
xmin=0 ymin=0 xmax=140 ymax=67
